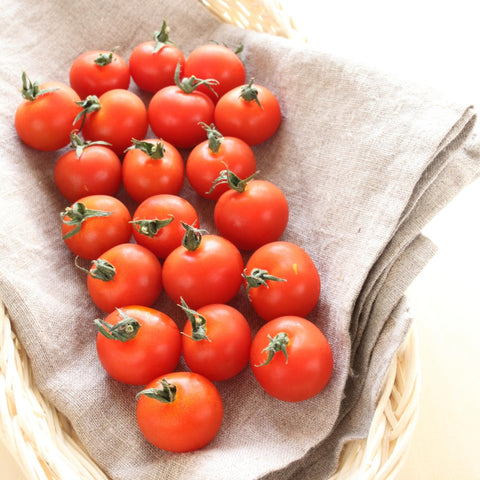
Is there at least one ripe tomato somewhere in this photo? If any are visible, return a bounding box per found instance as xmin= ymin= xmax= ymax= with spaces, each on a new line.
xmin=214 ymin=79 xmax=281 ymax=145
xmin=54 ymin=133 xmax=122 ymax=202
xmin=180 ymin=300 xmax=252 ymax=381
xmin=131 ymin=194 xmax=199 ymax=259
xmin=148 ymin=63 xmax=217 ymax=148
xmin=15 ymin=72 xmax=82 ymax=151
xmin=162 ymin=225 xmax=244 ymax=309
xmin=61 ymin=194 xmax=132 ymax=260
xmin=250 ymin=316 xmax=333 ymax=402
xmin=184 ymin=43 xmax=245 ymax=103
xmin=95 ymin=306 xmax=181 ymax=385
xmin=186 ymin=124 xmax=257 ymax=201
xmin=214 ymin=175 xmax=288 ymax=250
xmin=69 ymin=48 xmax=130 ymax=98
xmin=79 ymin=89 xmax=148 ymax=156
xmin=129 ymin=22 xmax=185 ymax=93
xmin=122 ymin=139 xmax=185 ymax=203
xmin=136 ymin=372 xmax=223 ymax=452
xmin=84 ymin=243 xmax=163 ymax=312
xmin=243 ymin=241 xmax=321 ymax=321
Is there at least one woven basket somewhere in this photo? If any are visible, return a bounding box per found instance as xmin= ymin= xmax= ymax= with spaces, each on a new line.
xmin=0 ymin=1 xmax=421 ymax=479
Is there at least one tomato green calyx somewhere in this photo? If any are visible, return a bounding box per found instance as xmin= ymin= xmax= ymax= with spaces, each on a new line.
xmin=200 ymin=122 xmax=223 ymax=154
xmin=178 ymin=297 xmax=211 ymax=342
xmin=181 ymin=221 xmax=206 ymax=251
xmin=136 ymin=378 xmax=177 ymax=403
xmin=95 ymin=309 xmax=141 ymax=342
xmin=94 ymin=47 xmax=118 ymax=66
xmin=209 ymin=167 xmax=258 ymax=194
xmin=242 ymin=268 xmax=287 ymax=295
xmin=20 ymin=71 xmax=58 ymax=101
xmin=74 ymin=95 xmax=101 ymax=130
xmin=126 ymin=138 xmax=165 ymax=159
xmin=174 ymin=61 xmax=219 ymax=96
xmin=61 ymin=202 xmax=112 ymax=239
xmin=69 ymin=131 xmax=112 ymax=158
xmin=240 ymin=78 xmax=262 ymax=108
xmin=152 ymin=20 xmax=176 ymax=52
xmin=131 ymin=215 xmax=174 ymax=238
xmin=256 ymin=332 xmax=290 ymax=367
xmin=89 ymin=258 xmax=116 ymax=281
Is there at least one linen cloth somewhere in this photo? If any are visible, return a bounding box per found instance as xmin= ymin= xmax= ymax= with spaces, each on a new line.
xmin=1 ymin=0 xmax=479 ymax=479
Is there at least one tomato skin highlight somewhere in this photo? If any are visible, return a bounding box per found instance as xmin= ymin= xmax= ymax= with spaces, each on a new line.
xmin=181 ymin=303 xmax=252 ymax=381
xmin=15 ymin=81 xmax=82 ymax=151
xmin=87 ymin=243 xmax=163 ymax=313
xmin=96 ymin=306 xmax=181 ymax=385
xmin=244 ymin=241 xmax=321 ymax=321
xmin=214 ymin=179 xmax=289 ymax=251
xmin=250 ymin=316 xmax=333 ymax=402
xmin=162 ymin=234 xmax=244 ymax=309
xmin=136 ymin=372 xmax=223 ymax=452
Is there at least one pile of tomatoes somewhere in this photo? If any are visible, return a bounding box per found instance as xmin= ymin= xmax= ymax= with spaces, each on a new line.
xmin=14 ymin=22 xmax=333 ymax=453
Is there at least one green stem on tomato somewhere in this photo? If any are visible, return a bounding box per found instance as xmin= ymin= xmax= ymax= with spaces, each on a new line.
xmin=125 ymin=138 xmax=166 ymax=159
xmin=61 ymin=201 xmax=112 ymax=239
xmin=178 ymin=297 xmax=211 ymax=342
xmin=131 ymin=215 xmax=174 ymax=238
xmin=173 ymin=61 xmax=219 ymax=97
xmin=94 ymin=47 xmax=118 ymax=66
xmin=74 ymin=256 xmax=116 ymax=282
xmin=94 ymin=308 xmax=141 ymax=342
xmin=74 ymin=95 xmax=101 ymax=131
xmin=68 ymin=131 xmax=112 ymax=158
xmin=180 ymin=221 xmax=205 ymax=251
xmin=240 ymin=78 xmax=262 ymax=108
xmin=242 ymin=267 xmax=287 ymax=295
xmin=152 ymin=20 xmax=177 ymax=52
xmin=208 ymin=167 xmax=258 ymax=194
xmin=199 ymin=122 xmax=223 ymax=154
xmin=20 ymin=71 xmax=58 ymax=101
xmin=255 ymin=332 xmax=289 ymax=367
xmin=136 ymin=378 xmax=177 ymax=403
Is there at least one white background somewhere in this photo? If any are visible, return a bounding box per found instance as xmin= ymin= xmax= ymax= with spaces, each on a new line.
xmin=2 ymin=0 xmax=480 ymax=478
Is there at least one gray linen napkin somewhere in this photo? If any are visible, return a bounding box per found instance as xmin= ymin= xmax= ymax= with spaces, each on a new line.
xmin=1 ymin=1 xmax=479 ymax=479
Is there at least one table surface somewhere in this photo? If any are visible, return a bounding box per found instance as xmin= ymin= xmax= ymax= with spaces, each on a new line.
xmin=2 ymin=0 xmax=480 ymax=478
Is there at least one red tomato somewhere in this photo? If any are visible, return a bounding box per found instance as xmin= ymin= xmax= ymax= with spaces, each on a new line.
xmin=136 ymin=372 xmax=223 ymax=452
xmin=243 ymin=241 xmax=321 ymax=321
xmin=79 ymin=89 xmax=148 ymax=156
xmin=84 ymin=243 xmax=163 ymax=312
xmin=250 ymin=316 xmax=333 ymax=402
xmin=180 ymin=301 xmax=252 ymax=381
xmin=184 ymin=43 xmax=245 ymax=103
xmin=148 ymin=63 xmax=217 ymax=148
xmin=129 ymin=22 xmax=185 ymax=93
xmin=214 ymin=176 xmax=288 ymax=250
xmin=186 ymin=124 xmax=257 ymax=201
xmin=131 ymin=194 xmax=199 ymax=259
xmin=14 ymin=72 xmax=82 ymax=151
xmin=162 ymin=225 xmax=244 ymax=309
xmin=54 ymin=133 xmax=122 ymax=202
xmin=122 ymin=139 xmax=185 ymax=203
xmin=95 ymin=306 xmax=181 ymax=385
xmin=69 ymin=49 xmax=130 ymax=98
xmin=214 ymin=79 xmax=281 ymax=145
xmin=61 ymin=194 xmax=132 ymax=260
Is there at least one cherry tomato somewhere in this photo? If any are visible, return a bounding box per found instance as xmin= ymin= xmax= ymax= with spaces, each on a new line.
xmin=186 ymin=124 xmax=257 ymax=201
xmin=129 ymin=22 xmax=185 ymax=93
xmin=250 ymin=316 xmax=333 ymax=402
xmin=131 ymin=194 xmax=199 ymax=259
xmin=243 ymin=241 xmax=321 ymax=321
xmin=148 ymin=63 xmax=217 ymax=148
xmin=84 ymin=243 xmax=163 ymax=312
xmin=15 ymin=72 xmax=82 ymax=151
xmin=162 ymin=225 xmax=244 ymax=309
xmin=122 ymin=139 xmax=185 ymax=203
xmin=54 ymin=133 xmax=122 ymax=202
xmin=214 ymin=174 xmax=288 ymax=251
xmin=179 ymin=300 xmax=252 ymax=381
xmin=184 ymin=43 xmax=245 ymax=103
xmin=61 ymin=194 xmax=132 ymax=260
xmin=95 ymin=306 xmax=181 ymax=385
xmin=136 ymin=372 xmax=223 ymax=452
xmin=214 ymin=79 xmax=281 ymax=145
xmin=69 ymin=48 xmax=130 ymax=98
xmin=79 ymin=89 xmax=148 ymax=156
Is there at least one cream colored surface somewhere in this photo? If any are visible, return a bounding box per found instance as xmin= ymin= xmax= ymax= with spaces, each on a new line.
xmin=1 ymin=0 xmax=479 ymax=478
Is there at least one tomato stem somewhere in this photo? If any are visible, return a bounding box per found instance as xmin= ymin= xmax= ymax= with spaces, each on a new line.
xmin=69 ymin=131 xmax=111 ymax=158
xmin=255 ymin=332 xmax=289 ymax=367
xmin=73 ymin=256 xmax=116 ymax=281
xmin=95 ymin=308 xmax=141 ymax=342
xmin=181 ymin=221 xmax=205 ymax=251
xmin=240 ymin=78 xmax=262 ymax=108
xmin=61 ymin=201 xmax=112 ymax=239
xmin=178 ymin=297 xmax=211 ymax=342
xmin=74 ymin=95 xmax=101 ymax=131
xmin=199 ymin=122 xmax=223 ymax=154
xmin=174 ymin=61 xmax=219 ymax=96
xmin=131 ymin=215 xmax=174 ymax=238
xmin=152 ymin=20 xmax=177 ymax=52
xmin=136 ymin=378 xmax=177 ymax=403
xmin=20 ymin=71 xmax=58 ymax=101
xmin=242 ymin=268 xmax=287 ymax=295
xmin=209 ymin=167 xmax=258 ymax=194
xmin=126 ymin=138 xmax=165 ymax=159
xmin=94 ymin=47 xmax=118 ymax=66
